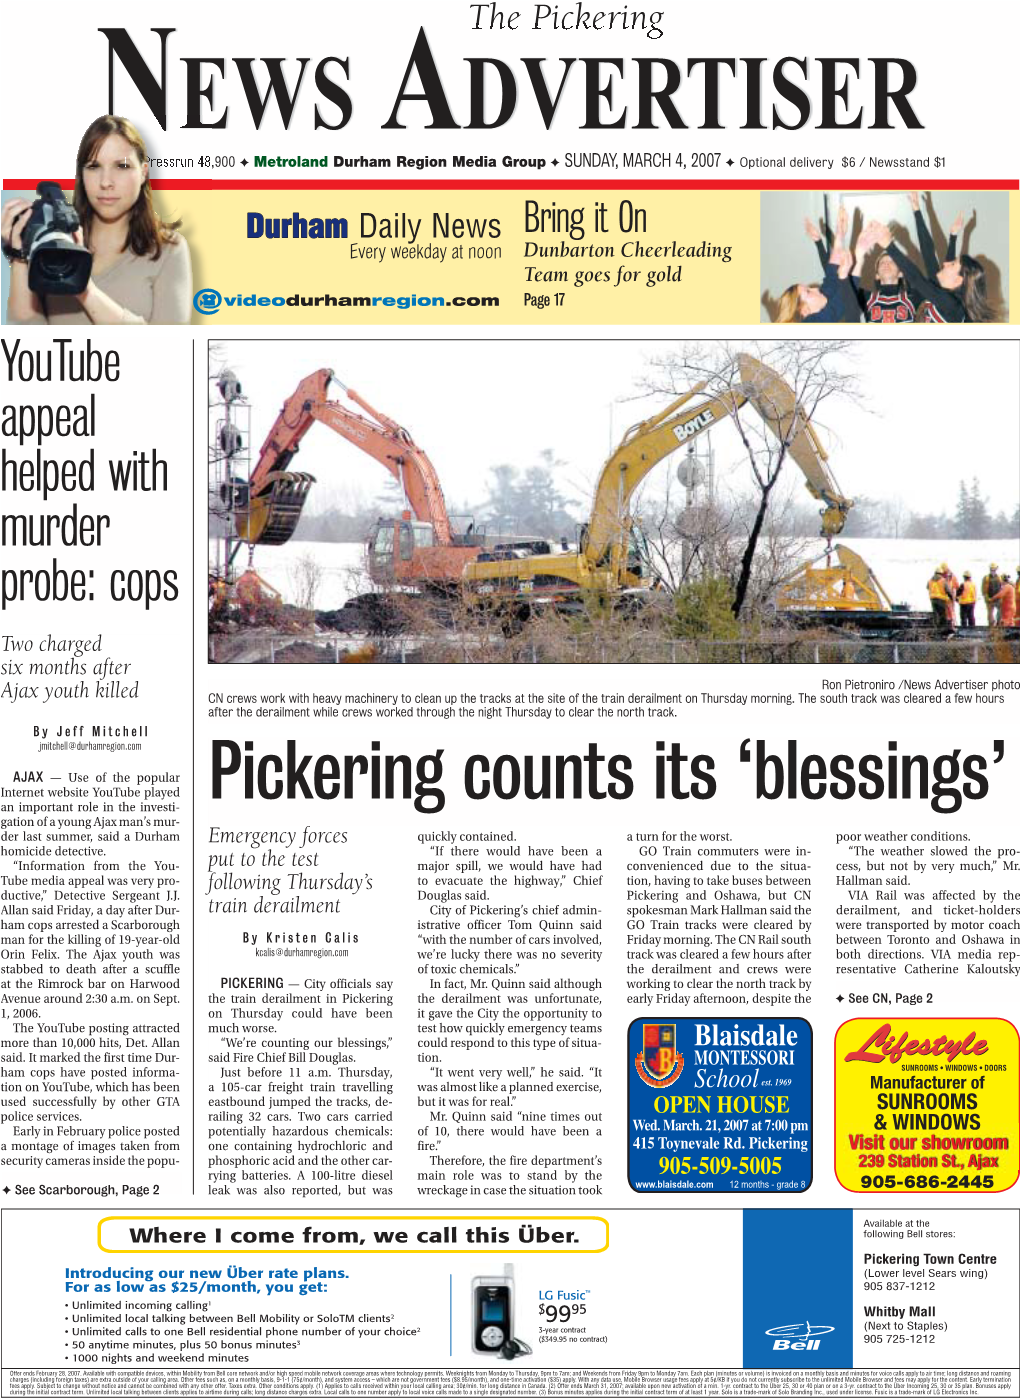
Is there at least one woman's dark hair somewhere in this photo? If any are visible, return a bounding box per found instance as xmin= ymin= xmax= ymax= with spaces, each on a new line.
xmin=958 ymin=253 xmax=995 ymax=323
xmin=74 ymin=115 xmax=180 ymax=260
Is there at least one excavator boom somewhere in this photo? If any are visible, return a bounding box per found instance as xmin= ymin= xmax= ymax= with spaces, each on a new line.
xmin=312 ymin=389 xmax=453 ymax=545
xmin=581 ymin=354 xmax=854 ymax=567
xmin=736 ymin=354 xmax=854 ymax=539
xmin=235 ymin=370 xmax=453 ymax=548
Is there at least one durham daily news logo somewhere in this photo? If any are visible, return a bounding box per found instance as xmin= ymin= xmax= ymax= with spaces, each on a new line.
xmin=765 ymin=1322 xmax=835 ymax=1352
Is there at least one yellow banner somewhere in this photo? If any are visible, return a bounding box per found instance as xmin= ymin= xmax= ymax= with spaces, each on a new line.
xmin=174 ymin=188 xmax=757 ymax=325
xmin=834 ymin=1017 xmax=1019 ymax=1195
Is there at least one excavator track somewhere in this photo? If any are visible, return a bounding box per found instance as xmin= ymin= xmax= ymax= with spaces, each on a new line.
xmin=787 ymin=608 xmax=930 ymax=635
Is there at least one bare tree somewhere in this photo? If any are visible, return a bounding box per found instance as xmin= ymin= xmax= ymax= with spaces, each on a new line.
xmin=730 ymin=484 xmax=815 ymax=615
xmin=636 ymin=474 xmax=814 ymax=622
xmin=287 ymin=551 xmax=326 ymax=611
xmin=880 ymin=495 xmax=910 ymax=540
xmin=632 ymin=471 xmax=746 ymax=595
xmin=642 ymin=341 xmax=863 ymax=616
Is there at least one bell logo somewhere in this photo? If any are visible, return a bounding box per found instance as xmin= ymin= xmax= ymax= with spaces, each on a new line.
xmin=765 ymin=1321 xmax=835 ymax=1352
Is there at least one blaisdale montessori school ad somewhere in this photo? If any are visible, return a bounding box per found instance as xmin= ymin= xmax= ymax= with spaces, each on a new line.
xmin=0 ymin=1 xmax=1019 ymax=1396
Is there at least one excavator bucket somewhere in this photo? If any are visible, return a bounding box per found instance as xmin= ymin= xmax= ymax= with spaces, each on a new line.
xmin=775 ymin=543 xmax=892 ymax=613
xmin=235 ymin=472 xmax=316 ymax=545
xmin=233 ymin=368 xmax=333 ymax=546
xmin=835 ymin=544 xmax=896 ymax=611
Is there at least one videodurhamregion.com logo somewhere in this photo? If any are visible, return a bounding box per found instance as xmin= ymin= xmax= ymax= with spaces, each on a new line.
xmin=193 ymin=288 xmax=491 ymax=314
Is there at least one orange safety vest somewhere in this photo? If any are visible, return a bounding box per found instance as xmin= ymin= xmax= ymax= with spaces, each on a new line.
xmin=927 ymin=575 xmax=948 ymax=602
xmin=959 ymin=580 xmax=976 ymax=605
xmin=998 ymin=583 xmax=1017 ymax=624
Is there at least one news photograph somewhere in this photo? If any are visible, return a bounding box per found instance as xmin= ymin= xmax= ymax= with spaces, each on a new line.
xmin=206 ymin=338 xmax=1020 ymax=665
xmin=759 ymin=189 xmax=1010 ymax=325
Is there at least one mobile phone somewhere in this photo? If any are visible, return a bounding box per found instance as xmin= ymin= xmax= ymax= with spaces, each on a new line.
xmin=471 ymin=1270 xmax=514 ymax=1355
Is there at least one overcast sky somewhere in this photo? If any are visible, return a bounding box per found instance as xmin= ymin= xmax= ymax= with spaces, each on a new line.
xmin=211 ymin=338 xmax=1019 ymax=523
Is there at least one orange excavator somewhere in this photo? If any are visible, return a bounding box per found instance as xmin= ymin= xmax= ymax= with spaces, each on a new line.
xmin=232 ymin=369 xmax=496 ymax=589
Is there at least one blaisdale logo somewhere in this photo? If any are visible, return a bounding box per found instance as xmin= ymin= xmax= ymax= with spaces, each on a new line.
xmin=634 ymin=1023 xmax=683 ymax=1087
xmin=765 ymin=1321 xmax=835 ymax=1352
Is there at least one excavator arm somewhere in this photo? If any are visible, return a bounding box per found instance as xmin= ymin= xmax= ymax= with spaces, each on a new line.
xmin=236 ymin=370 xmax=454 ymax=547
xmin=580 ymin=354 xmax=854 ymax=571
xmin=736 ymin=354 xmax=854 ymax=540
xmin=313 ymin=386 xmax=453 ymax=545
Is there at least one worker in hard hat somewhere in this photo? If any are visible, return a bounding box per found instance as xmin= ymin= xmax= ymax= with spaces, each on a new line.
xmin=982 ymin=563 xmax=1002 ymax=626
xmin=941 ymin=562 xmax=960 ymax=627
xmin=957 ymin=571 xmax=977 ymax=629
xmin=840 ymin=575 xmax=857 ymax=603
xmin=992 ymin=572 xmax=1016 ymax=627
xmin=927 ymin=565 xmax=954 ymax=635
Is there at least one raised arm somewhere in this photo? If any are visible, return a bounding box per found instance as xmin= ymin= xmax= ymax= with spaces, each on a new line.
xmin=832 ymin=249 xmax=862 ymax=322
xmin=946 ymin=210 xmax=964 ymax=263
xmin=910 ymin=192 xmax=941 ymax=278
xmin=830 ymin=205 xmax=849 ymax=261
xmin=817 ymin=209 xmax=860 ymax=321
xmin=805 ymin=216 xmax=828 ymax=272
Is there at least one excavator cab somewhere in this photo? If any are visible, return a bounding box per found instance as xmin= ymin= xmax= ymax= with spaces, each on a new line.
xmin=368 ymin=519 xmax=396 ymax=583
xmin=626 ymin=522 xmax=652 ymax=581
xmin=402 ymin=519 xmax=436 ymax=559
xmin=367 ymin=515 xmax=440 ymax=586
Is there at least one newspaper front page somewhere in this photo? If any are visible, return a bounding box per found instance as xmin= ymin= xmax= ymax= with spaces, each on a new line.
xmin=1 ymin=2 xmax=1018 ymax=1395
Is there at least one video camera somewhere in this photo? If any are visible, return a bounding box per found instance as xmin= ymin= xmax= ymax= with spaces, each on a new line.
xmin=20 ymin=182 xmax=92 ymax=296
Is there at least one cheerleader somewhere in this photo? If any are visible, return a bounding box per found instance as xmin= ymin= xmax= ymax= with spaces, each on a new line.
xmin=860 ymin=218 xmax=995 ymax=324
xmin=775 ymin=206 xmax=860 ymax=323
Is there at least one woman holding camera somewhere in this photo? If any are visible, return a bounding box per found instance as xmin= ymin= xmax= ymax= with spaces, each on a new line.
xmin=3 ymin=115 xmax=191 ymax=325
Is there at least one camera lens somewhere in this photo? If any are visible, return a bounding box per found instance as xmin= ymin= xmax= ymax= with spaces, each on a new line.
xmin=28 ymin=236 xmax=92 ymax=295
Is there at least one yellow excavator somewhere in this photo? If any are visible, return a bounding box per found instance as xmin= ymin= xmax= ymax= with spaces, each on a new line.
xmin=464 ymin=353 xmax=898 ymax=621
